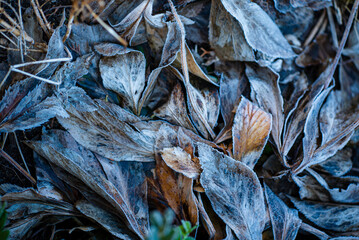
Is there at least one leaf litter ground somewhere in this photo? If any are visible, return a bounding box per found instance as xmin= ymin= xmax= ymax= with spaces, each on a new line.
xmin=1 ymin=0 xmax=359 ymax=239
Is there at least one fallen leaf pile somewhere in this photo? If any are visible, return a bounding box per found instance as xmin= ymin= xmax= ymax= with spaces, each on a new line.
xmin=0 ymin=0 xmax=359 ymax=239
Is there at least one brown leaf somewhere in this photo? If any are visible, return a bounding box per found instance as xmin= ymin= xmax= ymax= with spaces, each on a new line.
xmin=215 ymin=61 xmax=247 ymax=143
xmin=232 ymin=97 xmax=272 ymax=168
xmin=246 ymin=63 xmax=284 ymax=151
xmin=199 ymin=143 xmax=266 ymax=239
xmin=160 ymin=147 xmax=200 ymax=179
xmin=147 ymin=153 xmax=199 ymax=226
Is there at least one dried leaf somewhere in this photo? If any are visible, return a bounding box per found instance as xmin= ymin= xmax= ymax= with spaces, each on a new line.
xmin=110 ymin=0 xmax=150 ymax=45
xmin=232 ymin=97 xmax=272 ymax=168
xmin=290 ymin=0 xmax=331 ymax=10
xmin=139 ymin=21 xmax=181 ymax=111
xmin=281 ymin=66 xmax=332 ymax=160
xmin=246 ymin=64 xmax=284 ymax=151
xmin=75 ymin=200 xmax=136 ymax=240
xmin=264 ymin=184 xmax=301 ymax=240
xmin=215 ymin=61 xmax=247 ymax=143
xmin=294 ymin=87 xmax=333 ymax=174
xmin=160 ymin=147 xmax=200 ymax=179
xmin=154 ymin=83 xmax=196 ymax=132
xmin=99 ymin=48 xmax=146 ymax=114
xmin=186 ymin=82 xmax=220 ymax=139
xmin=67 ymin=24 xmax=117 ymax=55
xmin=174 ymin=44 xmax=218 ymax=85
xmin=199 ymin=143 xmax=266 ymax=239
xmin=209 ymin=0 xmax=255 ymax=61
xmin=313 ymin=148 xmax=352 ymax=177
xmin=0 ymin=80 xmax=68 ymax=132
xmin=28 ymin=130 xmax=149 ymax=238
xmin=147 ymin=154 xmax=199 ymax=226
xmin=220 ymin=0 xmax=295 ymax=59
xmin=56 ymin=87 xmax=158 ymax=162
xmin=290 ymin=197 xmax=359 ymax=232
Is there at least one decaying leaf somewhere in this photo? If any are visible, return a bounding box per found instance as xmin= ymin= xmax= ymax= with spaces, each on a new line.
xmin=209 ymin=0 xmax=255 ymax=61
xmin=290 ymin=196 xmax=359 ymax=232
xmin=160 ymin=147 xmax=200 ymax=179
xmin=28 ymin=129 xmax=149 ymax=239
xmin=154 ymin=83 xmax=196 ymax=132
xmin=0 ymin=80 xmax=68 ymax=132
xmin=215 ymin=61 xmax=247 ymax=143
xmin=199 ymin=143 xmax=266 ymax=239
xmin=246 ymin=63 xmax=284 ymax=151
xmin=56 ymin=87 xmax=158 ymax=162
xmin=100 ymin=47 xmax=146 ymax=114
xmin=232 ymin=97 xmax=272 ymax=168
xmin=147 ymin=153 xmax=199 ymax=226
xmin=264 ymin=184 xmax=301 ymax=240
xmin=220 ymin=0 xmax=296 ymax=59
xmin=186 ymin=82 xmax=220 ymax=139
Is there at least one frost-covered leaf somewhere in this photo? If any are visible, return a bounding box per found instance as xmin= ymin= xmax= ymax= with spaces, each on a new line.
xmin=187 ymin=83 xmax=220 ymax=139
xmin=154 ymin=83 xmax=196 ymax=132
xmin=264 ymin=184 xmax=301 ymax=240
xmin=0 ymin=80 xmax=68 ymax=132
xmin=110 ymin=0 xmax=150 ymax=45
xmin=215 ymin=61 xmax=247 ymax=143
xmin=75 ymin=200 xmax=136 ymax=240
xmin=147 ymin=154 xmax=199 ymax=226
xmin=313 ymin=148 xmax=352 ymax=177
xmin=295 ymin=87 xmax=332 ymax=174
xmin=220 ymin=0 xmax=295 ymax=59
xmin=199 ymin=143 xmax=266 ymax=239
xmin=28 ymin=130 xmax=149 ymax=239
xmin=209 ymin=0 xmax=255 ymax=61
xmin=290 ymin=197 xmax=359 ymax=232
xmin=100 ymin=48 xmax=146 ymax=114
xmin=56 ymin=87 xmax=158 ymax=162
xmin=232 ymin=97 xmax=272 ymax=168
xmin=160 ymin=147 xmax=200 ymax=179
xmin=246 ymin=64 xmax=284 ymax=151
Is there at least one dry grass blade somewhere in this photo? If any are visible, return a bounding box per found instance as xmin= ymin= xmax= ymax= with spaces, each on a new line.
xmin=0 ymin=46 xmax=72 ymax=89
xmin=84 ymin=4 xmax=127 ymax=47
xmin=0 ymin=148 xmax=36 ymax=185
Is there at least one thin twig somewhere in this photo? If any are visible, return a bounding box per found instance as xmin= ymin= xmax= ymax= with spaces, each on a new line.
xmin=0 ymin=46 xmax=72 ymax=89
xmin=0 ymin=148 xmax=36 ymax=185
xmin=327 ymin=7 xmax=339 ymax=48
xmin=30 ymin=0 xmax=51 ymax=37
xmin=0 ymin=19 xmax=34 ymax=43
xmin=325 ymin=0 xmax=359 ymax=88
xmin=63 ymin=11 xmax=74 ymax=42
xmin=35 ymin=0 xmax=53 ymax=34
xmin=85 ymin=4 xmax=127 ymax=47
xmin=304 ymin=10 xmax=326 ymax=47
xmin=13 ymin=132 xmax=30 ymax=174
xmin=18 ymin=0 xmax=25 ymax=62
xmin=1 ymin=132 xmax=8 ymax=149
